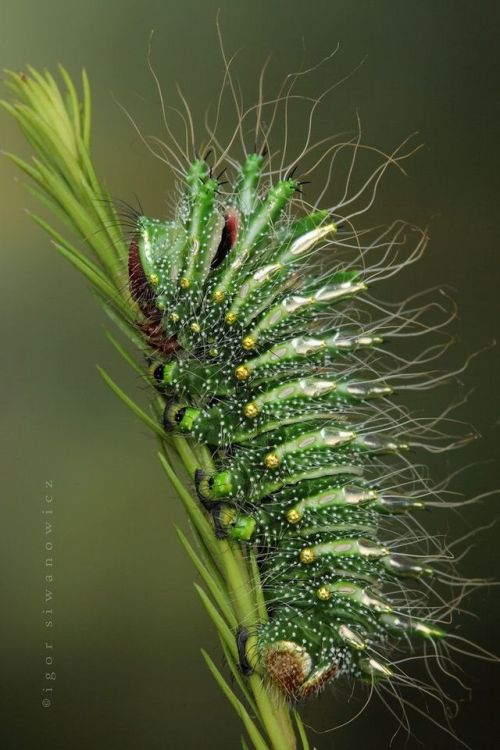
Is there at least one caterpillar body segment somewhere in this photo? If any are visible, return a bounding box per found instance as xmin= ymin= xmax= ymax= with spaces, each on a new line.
xmin=137 ymin=159 xmax=219 ymax=312
xmin=195 ymin=460 xmax=364 ymax=506
xmin=244 ymin=271 xmax=367 ymax=347
xmin=193 ymin=426 xmax=408 ymax=507
xmin=178 ymin=178 xmax=224 ymax=298
xmin=150 ymin=336 xmax=386 ymax=400
xmin=230 ymin=332 xmax=384 ymax=385
xmin=161 ymin=375 xmax=394 ymax=445
xmin=129 ymin=153 xmax=451 ymax=705
xmin=220 ymin=214 xmax=337 ymax=328
xmin=209 ymin=178 xmax=298 ymax=302
xmin=136 ymin=217 xmax=188 ymax=310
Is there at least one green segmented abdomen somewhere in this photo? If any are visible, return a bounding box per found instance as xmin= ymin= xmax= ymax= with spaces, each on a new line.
xmin=163 ymin=377 xmax=395 ymax=444
xmin=221 ymin=217 xmax=337 ymax=328
xmin=178 ymin=177 xmax=223 ymax=297
xmin=285 ymin=484 xmax=379 ymax=523
xmin=210 ymin=178 xmax=298 ymax=300
xmin=194 ymin=424 xmax=408 ymax=507
xmin=244 ymin=272 xmax=367 ymax=346
xmin=231 ymin=333 xmax=383 ymax=384
xmin=137 ymin=217 xmax=188 ymax=303
xmin=130 ymin=152 xmax=449 ymax=703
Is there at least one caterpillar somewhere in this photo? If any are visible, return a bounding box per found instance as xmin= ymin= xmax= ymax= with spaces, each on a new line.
xmin=127 ymin=140 xmax=465 ymax=706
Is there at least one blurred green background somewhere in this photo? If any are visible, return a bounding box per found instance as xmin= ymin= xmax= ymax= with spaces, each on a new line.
xmin=1 ymin=1 xmax=499 ymax=748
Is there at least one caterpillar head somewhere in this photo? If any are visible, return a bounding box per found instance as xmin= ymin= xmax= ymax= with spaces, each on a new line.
xmin=264 ymin=641 xmax=338 ymax=701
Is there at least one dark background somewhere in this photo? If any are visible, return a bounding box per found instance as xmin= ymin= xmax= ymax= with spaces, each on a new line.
xmin=1 ymin=1 xmax=499 ymax=748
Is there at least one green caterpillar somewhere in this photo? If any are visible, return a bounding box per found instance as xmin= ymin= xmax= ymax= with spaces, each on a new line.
xmin=129 ymin=150 xmax=454 ymax=702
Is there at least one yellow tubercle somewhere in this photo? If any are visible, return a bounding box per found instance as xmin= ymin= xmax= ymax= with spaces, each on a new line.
xmin=264 ymin=452 xmax=280 ymax=469
xmin=300 ymin=548 xmax=316 ymax=564
xmin=316 ymin=586 xmax=332 ymax=601
xmin=243 ymin=402 xmax=259 ymax=419
xmin=242 ymin=335 xmax=257 ymax=351
xmin=234 ymin=365 xmax=250 ymax=381
xmin=286 ymin=508 xmax=301 ymax=524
